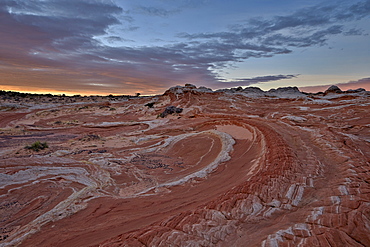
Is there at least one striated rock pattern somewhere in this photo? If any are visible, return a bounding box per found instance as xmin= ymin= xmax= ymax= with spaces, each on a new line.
xmin=0 ymin=85 xmax=369 ymax=246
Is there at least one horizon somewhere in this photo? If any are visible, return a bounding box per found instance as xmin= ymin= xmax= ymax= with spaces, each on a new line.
xmin=1 ymin=83 xmax=368 ymax=97
xmin=1 ymin=0 xmax=370 ymax=95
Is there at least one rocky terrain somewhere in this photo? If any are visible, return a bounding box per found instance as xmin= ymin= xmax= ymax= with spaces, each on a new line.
xmin=0 ymin=84 xmax=369 ymax=246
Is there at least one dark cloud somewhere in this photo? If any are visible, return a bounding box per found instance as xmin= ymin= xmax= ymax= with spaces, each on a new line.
xmin=0 ymin=0 xmax=369 ymax=94
xmin=226 ymin=74 xmax=298 ymax=84
xmin=105 ymin=36 xmax=135 ymax=44
xmin=135 ymin=6 xmax=179 ymax=17
xmin=179 ymin=1 xmax=370 ymax=52
xmin=349 ymin=0 xmax=370 ymax=18
xmin=132 ymin=0 xmax=211 ymax=17
xmin=135 ymin=0 xmax=210 ymax=15
xmin=343 ymin=28 xmax=367 ymax=36
xmin=174 ymin=0 xmax=210 ymax=8
xmin=213 ymin=75 xmax=298 ymax=88
xmin=5 ymin=0 xmax=122 ymax=38
xmin=0 ymin=0 xmax=123 ymax=60
xmin=106 ymin=36 xmax=124 ymax=43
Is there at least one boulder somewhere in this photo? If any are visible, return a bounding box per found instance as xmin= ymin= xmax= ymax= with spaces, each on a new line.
xmin=159 ymin=106 xmax=183 ymax=118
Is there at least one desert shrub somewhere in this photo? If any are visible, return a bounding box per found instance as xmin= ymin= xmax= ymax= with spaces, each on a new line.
xmin=80 ymin=134 xmax=101 ymax=141
xmin=145 ymin=102 xmax=155 ymax=108
xmin=25 ymin=141 xmax=48 ymax=152
xmin=99 ymin=105 xmax=110 ymax=109
xmin=78 ymin=106 xmax=89 ymax=110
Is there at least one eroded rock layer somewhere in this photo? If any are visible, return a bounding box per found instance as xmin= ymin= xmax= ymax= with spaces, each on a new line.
xmin=0 ymin=85 xmax=369 ymax=246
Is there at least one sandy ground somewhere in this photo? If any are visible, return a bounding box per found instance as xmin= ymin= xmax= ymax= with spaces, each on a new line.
xmin=0 ymin=85 xmax=369 ymax=246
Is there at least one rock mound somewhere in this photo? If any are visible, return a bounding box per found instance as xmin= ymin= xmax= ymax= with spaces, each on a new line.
xmin=324 ymin=85 xmax=342 ymax=94
xmin=267 ymin=86 xmax=304 ymax=98
xmin=242 ymin=86 xmax=265 ymax=94
xmin=164 ymin=84 xmax=213 ymax=96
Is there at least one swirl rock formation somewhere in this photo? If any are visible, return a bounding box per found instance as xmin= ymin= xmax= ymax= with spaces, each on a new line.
xmin=0 ymin=85 xmax=369 ymax=246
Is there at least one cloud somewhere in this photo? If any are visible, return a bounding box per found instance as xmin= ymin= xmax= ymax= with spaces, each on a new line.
xmin=179 ymin=1 xmax=370 ymax=51
xmin=134 ymin=6 xmax=179 ymax=17
xmin=212 ymin=74 xmax=298 ymax=88
xmin=226 ymin=74 xmax=298 ymax=84
xmin=0 ymin=0 xmax=369 ymax=95
xmin=131 ymin=0 xmax=211 ymax=17
xmin=5 ymin=0 xmax=122 ymax=37
xmin=343 ymin=28 xmax=367 ymax=36
xmin=299 ymin=77 xmax=370 ymax=92
xmin=0 ymin=0 xmax=123 ymax=60
xmin=105 ymin=36 xmax=124 ymax=43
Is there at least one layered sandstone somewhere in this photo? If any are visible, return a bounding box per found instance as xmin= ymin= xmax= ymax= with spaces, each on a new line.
xmin=0 ymin=85 xmax=369 ymax=246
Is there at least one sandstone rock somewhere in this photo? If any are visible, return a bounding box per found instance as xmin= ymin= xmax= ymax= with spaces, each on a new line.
xmin=1 ymin=85 xmax=369 ymax=247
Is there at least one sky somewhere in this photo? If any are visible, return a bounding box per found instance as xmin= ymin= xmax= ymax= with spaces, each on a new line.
xmin=0 ymin=0 xmax=370 ymax=95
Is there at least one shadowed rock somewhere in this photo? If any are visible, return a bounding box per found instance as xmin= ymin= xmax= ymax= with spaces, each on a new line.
xmin=242 ymin=87 xmax=265 ymax=94
xmin=268 ymin=86 xmax=301 ymax=94
xmin=325 ymin=85 xmax=342 ymax=94
xmin=159 ymin=106 xmax=183 ymax=118
xmin=145 ymin=102 xmax=155 ymax=108
xmin=346 ymin=88 xmax=365 ymax=93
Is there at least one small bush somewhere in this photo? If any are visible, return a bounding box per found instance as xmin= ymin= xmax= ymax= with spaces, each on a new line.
xmin=25 ymin=141 xmax=48 ymax=152
xmin=80 ymin=134 xmax=101 ymax=141
xmin=78 ymin=106 xmax=89 ymax=110
xmin=145 ymin=102 xmax=155 ymax=108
